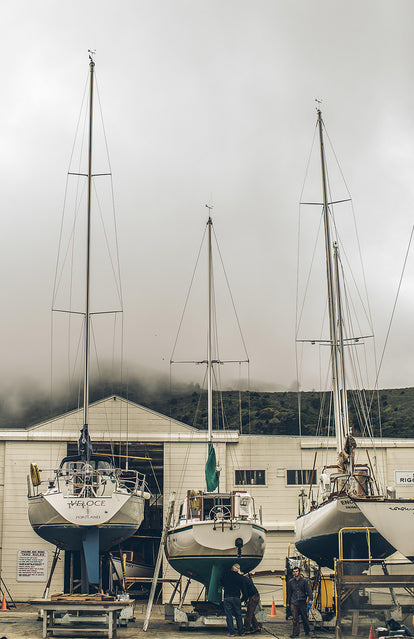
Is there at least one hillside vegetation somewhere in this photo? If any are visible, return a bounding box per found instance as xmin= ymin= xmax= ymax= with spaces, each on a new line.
xmin=144 ymin=386 xmax=414 ymax=438
xmin=5 ymin=378 xmax=414 ymax=438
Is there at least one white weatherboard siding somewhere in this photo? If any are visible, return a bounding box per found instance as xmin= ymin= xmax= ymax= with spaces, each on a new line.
xmin=0 ymin=441 xmax=4 ymax=569
xmin=162 ymin=440 xmax=229 ymax=603
xmin=1 ymin=396 xmax=414 ymax=601
xmin=2 ymin=441 xmax=65 ymax=600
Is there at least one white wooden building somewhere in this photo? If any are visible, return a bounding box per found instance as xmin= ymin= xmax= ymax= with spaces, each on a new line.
xmin=0 ymin=394 xmax=413 ymax=603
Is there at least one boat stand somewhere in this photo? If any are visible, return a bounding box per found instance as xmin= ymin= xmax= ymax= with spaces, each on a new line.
xmin=0 ymin=575 xmax=16 ymax=609
xmin=164 ymin=577 xmax=268 ymax=628
xmin=335 ymin=559 xmax=414 ymax=639
xmin=333 ymin=528 xmax=414 ymax=639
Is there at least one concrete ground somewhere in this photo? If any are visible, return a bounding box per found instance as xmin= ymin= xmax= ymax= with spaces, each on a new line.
xmin=0 ymin=603 xmax=388 ymax=639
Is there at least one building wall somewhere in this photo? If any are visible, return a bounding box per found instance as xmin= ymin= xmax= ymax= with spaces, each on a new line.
xmin=0 ymin=441 xmax=4 ymax=571
xmin=162 ymin=435 xmax=414 ymax=605
xmin=1 ymin=404 xmax=414 ymax=602
xmin=1 ymin=441 xmax=65 ymax=600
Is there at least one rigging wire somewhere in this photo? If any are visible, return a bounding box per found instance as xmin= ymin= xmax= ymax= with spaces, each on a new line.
xmin=324 ymin=124 xmax=375 ymax=334
xmin=170 ymin=224 xmax=207 ymax=362
xmin=297 ymin=112 xmax=386 ymax=484
xmin=50 ymin=64 xmax=127 ymax=467
xmin=213 ymin=225 xmax=250 ymax=361
xmin=296 ymin=119 xmax=320 ymax=473
xmin=169 ymin=214 xmax=250 ymax=495
xmin=94 ymin=74 xmax=124 ymax=309
xmin=52 ymin=70 xmax=89 ymax=308
xmin=369 ymin=224 xmax=414 ymax=410
xmin=322 ymin=121 xmax=385 ymax=463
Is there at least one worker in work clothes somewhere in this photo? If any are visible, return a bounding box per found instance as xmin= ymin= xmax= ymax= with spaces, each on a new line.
xmin=221 ymin=563 xmax=246 ymax=636
xmin=242 ymin=573 xmax=261 ymax=634
xmin=287 ymin=566 xmax=313 ymax=637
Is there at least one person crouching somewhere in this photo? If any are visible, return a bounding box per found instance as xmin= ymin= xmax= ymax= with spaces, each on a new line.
xmin=242 ymin=572 xmax=261 ymax=634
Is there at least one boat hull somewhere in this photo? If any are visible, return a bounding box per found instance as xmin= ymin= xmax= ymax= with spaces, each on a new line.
xmin=111 ymin=557 xmax=154 ymax=580
xmin=295 ymin=497 xmax=395 ymax=569
xmin=165 ymin=520 xmax=266 ymax=604
xmin=353 ymin=498 xmax=414 ymax=562
xmin=28 ymin=491 xmax=146 ymax=552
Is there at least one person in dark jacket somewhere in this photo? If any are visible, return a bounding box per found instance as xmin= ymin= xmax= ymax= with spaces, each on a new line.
xmin=387 ymin=619 xmax=414 ymax=637
xmin=287 ymin=567 xmax=313 ymax=637
xmin=242 ymin=573 xmax=261 ymax=634
xmin=221 ymin=563 xmax=246 ymax=636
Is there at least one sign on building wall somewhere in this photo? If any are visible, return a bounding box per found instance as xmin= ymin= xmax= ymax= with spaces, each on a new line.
xmin=16 ymin=550 xmax=48 ymax=582
xmin=395 ymin=471 xmax=414 ymax=485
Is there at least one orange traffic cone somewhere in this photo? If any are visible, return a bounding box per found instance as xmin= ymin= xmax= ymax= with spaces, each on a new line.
xmin=271 ymin=600 xmax=277 ymax=616
xmin=368 ymin=625 xmax=375 ymax=639
xmin=1 ymin=594 xmax=7 ymax=611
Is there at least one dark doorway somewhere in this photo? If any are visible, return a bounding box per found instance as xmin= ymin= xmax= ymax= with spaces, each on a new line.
xmin=64 ymin=441 xmax=163 ymax=596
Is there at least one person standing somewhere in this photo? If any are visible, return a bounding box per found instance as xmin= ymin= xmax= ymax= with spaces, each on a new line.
xmin=221 ymin=563 xmax=246 ymax=636
xmin=242 ymin=573 xmax=261 ymax=634
xmin=287 ymin=566 xmax=313 ymax=637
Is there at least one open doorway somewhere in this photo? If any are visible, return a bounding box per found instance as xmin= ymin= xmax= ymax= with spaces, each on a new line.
xmin=63 ymin=441 xmax=163 ymax=596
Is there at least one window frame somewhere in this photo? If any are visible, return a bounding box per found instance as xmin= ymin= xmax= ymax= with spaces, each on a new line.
xmin=234 ymin=469 xmax=267 ymax=487
xmin=286 ymin=469 xmax=317 ymax=486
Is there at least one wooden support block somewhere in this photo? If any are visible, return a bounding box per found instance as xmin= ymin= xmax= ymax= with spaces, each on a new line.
xmin=351 ymin=609 xmax=359 ymax=636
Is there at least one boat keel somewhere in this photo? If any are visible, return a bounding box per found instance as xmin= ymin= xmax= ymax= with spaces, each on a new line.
xmin=82 ymin=527 xmax=100 ymax=586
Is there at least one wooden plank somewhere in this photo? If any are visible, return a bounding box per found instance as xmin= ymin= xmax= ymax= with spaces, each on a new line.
xmin=351 ymin=609 xmax=359 ymax=636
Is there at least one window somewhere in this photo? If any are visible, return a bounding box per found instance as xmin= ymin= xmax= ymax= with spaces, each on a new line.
xmin=286 ymin=469 xmax=317 ymax=485
xmin=235 ymin=470 xmax=266 ymax=486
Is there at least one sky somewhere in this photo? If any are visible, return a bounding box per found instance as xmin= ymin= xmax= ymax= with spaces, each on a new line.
xmin=2 ymin=0 xmax=414 ymax=402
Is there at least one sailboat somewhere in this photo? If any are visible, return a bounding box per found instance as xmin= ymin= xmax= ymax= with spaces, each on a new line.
xmin=350 ymin=496 xmax=414 ymax=563
xmin=165 ymin=215 xmax=266 ymax=606
xmin=27 ymin=54 xmax=150 ymax=589
xmin=294 ymin=109 xmax=394 ymax=569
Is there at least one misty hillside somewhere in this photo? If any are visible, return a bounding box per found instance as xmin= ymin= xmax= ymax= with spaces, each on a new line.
xmin=2 ymin=376 xmax=414 ymax=439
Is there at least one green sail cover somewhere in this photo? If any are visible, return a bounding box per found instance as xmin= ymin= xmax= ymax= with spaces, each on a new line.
xmin=205 ymin=442 xmax=219 ymax=491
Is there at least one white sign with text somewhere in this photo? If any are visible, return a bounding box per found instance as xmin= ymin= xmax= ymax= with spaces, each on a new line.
xmin=17 ymin=549 xmax=48 ymax=582
xmin=395 ymin=471 xmax=414 ymax=486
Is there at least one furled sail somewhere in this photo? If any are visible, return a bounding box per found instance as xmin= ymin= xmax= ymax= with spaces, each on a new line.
xmin=205 ymin=442 xmax=219 ymax=491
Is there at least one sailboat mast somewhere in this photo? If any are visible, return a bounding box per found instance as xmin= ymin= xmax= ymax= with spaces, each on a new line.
xmin=317 ymin=109 xmax=344 ymax=452
xmin=333 ymin=241 xmax=350 ymax=440
xmin=207 ymin=215 xmax=213 ymax=443
xmin=82 ymin=55 xmax=94 ymax=457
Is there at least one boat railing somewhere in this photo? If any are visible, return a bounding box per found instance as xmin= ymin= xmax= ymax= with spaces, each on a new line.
xmin=180 ymin=489 xmax=259 ymax=525
xmin=27 ymin=463 xmax=148 ymax=498
xmin=116 ymin=469 xmax=148 ymax=494
xmin=328 ymin=469 xmax=374 ymax=498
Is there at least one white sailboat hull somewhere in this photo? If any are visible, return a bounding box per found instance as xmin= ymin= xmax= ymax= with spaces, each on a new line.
xmin=167 ymin=519 xmax=265 ymax=558
xmin=166 ymin=519 xmax=265 ymax=592
xmin=295 ymin=497 xmax=394 ymax=568
xmin=353 ymin=498 xmax=414 ymax=562
xmin=28 ymin=491 xmax=146 ymax=552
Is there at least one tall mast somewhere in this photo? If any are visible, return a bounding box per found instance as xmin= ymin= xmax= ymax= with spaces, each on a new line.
xmin=333 ymin=242 xmax=350 ymax=443
xmin=207 ymin=214 xmax=213 ymax=443
xmin=317 ymin=109 xmax=346 ymax=452
xmin=80 ymin=54 xmax=94 ymax=460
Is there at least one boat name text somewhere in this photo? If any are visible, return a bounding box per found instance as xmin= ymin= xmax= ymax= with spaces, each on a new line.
xmin=67 ymin=499 xmax=106 ymax=508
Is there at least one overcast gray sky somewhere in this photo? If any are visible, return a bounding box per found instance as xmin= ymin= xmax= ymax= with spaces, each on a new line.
xmin=2 ymin=0 xmax=414 ymax=398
